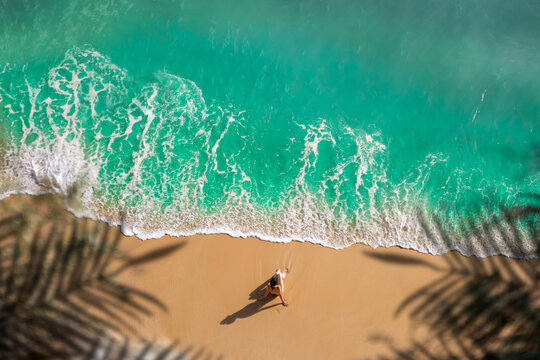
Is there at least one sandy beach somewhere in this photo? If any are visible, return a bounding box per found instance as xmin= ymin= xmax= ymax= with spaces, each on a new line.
xmin=115 ymin=232 xmax=444 ymax=359
xmin=1 ymin=194 xmax=538 ymax=359
xmin=2 ymin=1 xmax=539 ymax=358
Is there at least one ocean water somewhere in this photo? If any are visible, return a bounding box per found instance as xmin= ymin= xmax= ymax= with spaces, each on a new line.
xmin=0 ymin=0 xmax=538 ymax=256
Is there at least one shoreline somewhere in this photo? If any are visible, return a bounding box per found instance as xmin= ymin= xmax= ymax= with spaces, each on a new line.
xmin=4 ymin=188 xmax=536 ymax=259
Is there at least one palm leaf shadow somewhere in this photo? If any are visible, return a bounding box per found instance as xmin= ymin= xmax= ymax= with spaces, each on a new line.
xmin=0 ymin=204 xmax=186 ymax=359
xmin=373 ymin=198 xmax=540 ymax=359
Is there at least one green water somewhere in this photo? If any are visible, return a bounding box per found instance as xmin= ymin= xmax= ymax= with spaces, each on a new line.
xmin=0 ymin=0 xmax=538 ymax=255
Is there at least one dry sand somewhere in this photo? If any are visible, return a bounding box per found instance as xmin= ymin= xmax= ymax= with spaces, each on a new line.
xmin=115 ymin=231 xmax=449 ymax=359
xmin=3 ymin=194 xmax=530 ymax=359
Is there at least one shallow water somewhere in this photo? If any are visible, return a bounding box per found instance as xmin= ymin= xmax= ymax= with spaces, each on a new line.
xmin=0 ymin=0 xmax=539 ymax=256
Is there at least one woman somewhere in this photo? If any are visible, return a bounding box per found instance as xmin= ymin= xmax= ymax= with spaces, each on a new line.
xmin=258 ymin=268 xmax=288 ymax=306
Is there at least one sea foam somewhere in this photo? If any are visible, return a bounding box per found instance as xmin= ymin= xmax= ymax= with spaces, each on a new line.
xmin=0 ymin=47 xmax=538 ymax=258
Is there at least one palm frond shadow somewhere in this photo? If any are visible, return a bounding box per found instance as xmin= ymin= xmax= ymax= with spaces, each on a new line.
xmin=0 ymin=205 xmax=188 ymax=360
xmin=375 ymin=197 xmax=540 ymax=360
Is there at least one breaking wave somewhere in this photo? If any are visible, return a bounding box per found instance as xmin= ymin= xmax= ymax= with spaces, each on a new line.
xmin=0 ymin=47 xmax=537 ymax=257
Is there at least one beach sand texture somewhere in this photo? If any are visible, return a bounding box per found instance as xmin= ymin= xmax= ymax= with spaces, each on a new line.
xmin=1 ymin=194 xmax=539 ymax=359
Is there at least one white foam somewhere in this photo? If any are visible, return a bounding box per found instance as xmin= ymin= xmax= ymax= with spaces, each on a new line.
xmin=1 ymin=46 xmax=536 ymax=259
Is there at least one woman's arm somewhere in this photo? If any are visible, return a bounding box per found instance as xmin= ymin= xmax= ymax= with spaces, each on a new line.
xmin=277 ymin=287 xmax=288 ymax=307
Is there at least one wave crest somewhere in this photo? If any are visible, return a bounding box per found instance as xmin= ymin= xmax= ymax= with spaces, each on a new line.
xmin=1 ymin=47 xmax=537 ymax=258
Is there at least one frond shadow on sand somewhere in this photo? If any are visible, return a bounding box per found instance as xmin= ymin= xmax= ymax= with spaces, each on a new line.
xmin=0 ymin=195 xmax=225 ymax=360
xmin=370 ymin=194 xmax=540 ymax=359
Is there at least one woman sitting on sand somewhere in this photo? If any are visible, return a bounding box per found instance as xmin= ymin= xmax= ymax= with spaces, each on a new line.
xmin=258 ymin=268 xmax=288 ymax=306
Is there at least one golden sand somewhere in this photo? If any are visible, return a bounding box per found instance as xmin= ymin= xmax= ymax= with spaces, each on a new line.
xmin=2 ymin=194 xmax=534 ymax=359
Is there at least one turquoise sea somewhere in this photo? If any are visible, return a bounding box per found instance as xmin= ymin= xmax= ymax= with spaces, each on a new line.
xmin=0 ymin=0 xmax=538 ymax=256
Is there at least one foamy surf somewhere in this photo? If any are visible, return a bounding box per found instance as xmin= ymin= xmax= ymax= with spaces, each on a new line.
xmin=0 ymin=46 xmax=538 ymax=258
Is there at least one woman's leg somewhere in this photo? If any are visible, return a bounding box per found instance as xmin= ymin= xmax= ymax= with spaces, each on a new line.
xmin=276 ymin=270 xmax=285 ymax=294
xmin=275 ymin=269 xmax=288 ymax=306
xmin=258 ymin=285 xmax=271 ymax=301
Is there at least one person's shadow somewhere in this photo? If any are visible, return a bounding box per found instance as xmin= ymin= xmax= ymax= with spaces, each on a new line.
xmin=220 ymin=278 xmax=282 ymax=325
